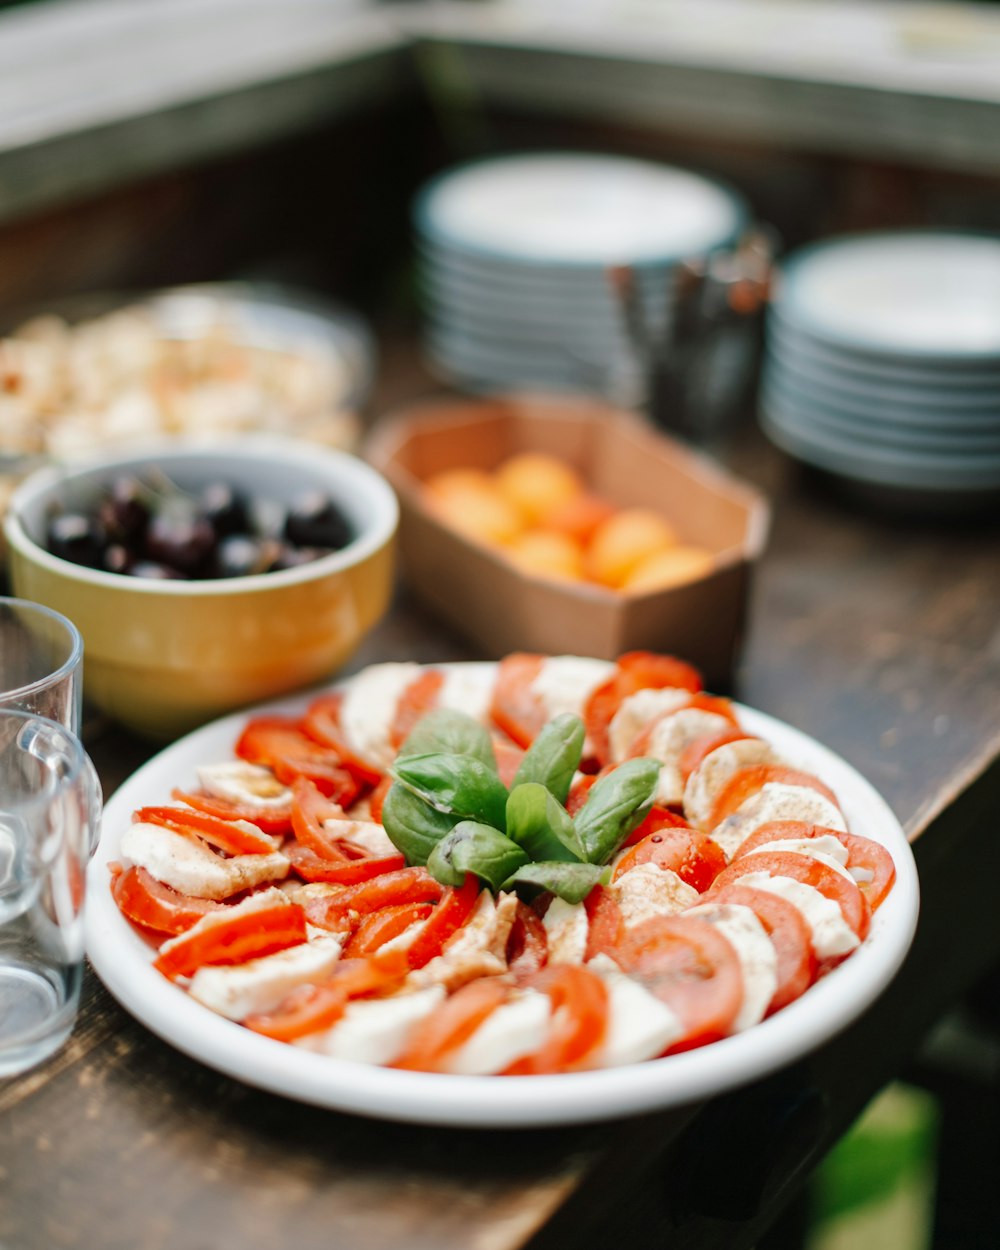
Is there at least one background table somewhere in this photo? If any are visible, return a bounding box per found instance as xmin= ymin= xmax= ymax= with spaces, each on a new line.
xmin=2 ymin=384 xmax=998 ymax=1250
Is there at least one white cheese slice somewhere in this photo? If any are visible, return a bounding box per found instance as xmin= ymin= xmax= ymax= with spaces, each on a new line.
xmin=120 ymin=822 xmax=290 ymax=900
xmin=301 ymin=986 xmax=447 ymax=1063
xmin=742 ymin=835 xmax=856 ymax=884
xmin=610 ymin=863 xmax=699 ymax=929
xmin=408 ymin=891 xmax=517 ymax=991
xmin=322 ymin=817 xmax=397 ymax=858
xmin=196 ymin=761 xmax=292 ymax=810
xmin=437 ymin=666 xmax=494 ymax=724
xmin=736 ymin=870 xmax=860 ymax=962
xmin=445 ymin=990 xmax=552 ymax=1075
xmin=337 ymin=661 xmax=424 ymax=770
xmin=542 ymin=897 xmax=589 ymax=965
xmin=530 ymin=656 xmax=616 ymax=723
xmin=608 ymin=687 xmax=693 ymax=763
xmin=589 ymin=954 xmax=684 ymax=1066
xmin=710 ymin=784 xmax=847 ymax=861
xmin=642 ymin=707 xmax=735 ymax=806
xmin=188 ymin=936 xmax=344 ymax=1020
xmin=682 ymin=737 xmax=780 ymax=831
xmin=685 ymin=902 xmax=777 ymax=1030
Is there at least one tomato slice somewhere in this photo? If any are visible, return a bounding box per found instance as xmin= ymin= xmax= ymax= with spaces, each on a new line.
xmin=368 ymin=774 xmax=393 ymax=824
xmin=110 ymin=864 xmax=225 ymax=935
xmin=612 ymin=826 xmax=727 ymax=893
xmin=504 ymin=964 xmax=609 ymax=1074
xmin=286 ymin=844 xmax=405 ymax=884
xmin=701 ymin=881 xmax=817 ymax=1014
xmin=300 ymin=692 xmax=384 ymax=788
xmin=583 ymin=885 xmax=624 ymax=962
xmin=582 ymin=652 xmax=705 ymax=768
xmin=389 ymin=669 xmax=446 ymax=749
xmin=489 ymin=653 xmax=547 ymax=748
xmin=236 ymin=716 xmax=360 ymax=804
xmin=492 ymin=736 xmax=526 ymax=788
xmin=506 ymin=900 xmax=549 ymax=982
xmin=713 ymin=850 xmax=871 ymax=942
xmin=171 ymin=788 xmax=293 ymax=837
xmin=710 ymin=765 xmax=841 ymax=829
xmin=581 ymin=675 xmax=621 ymax=770
xmin=566 ymin=773 xmax=597 ymax=815
xmin=392 ymin=977 xmax=510 ymax=1072
xmin=134 ymin=805 xmax=279 ymax=856
xmin=678 ymin=729 xmax=753 ymax=783
xmin=154 ymin=896 xmax=307 ymax=980
xmin=404 ymin=874 xmax=481 ymax=970
xmin=289 ymin=776 xmax=351 ymax=861
xmin=613 ymin=914 xmax=743 ymax=1051
xmin=732 ymin=821 xmax=896 ymax=911
xmin=301 ymin=867 xmax=444 ymax=932
xmin=620 ymin=804 xmax=694 ymax=848
xmin=243 ymin=954 xmax=408 ymax=1042
xmin=342 ymin=902 xmax=435 ymax=958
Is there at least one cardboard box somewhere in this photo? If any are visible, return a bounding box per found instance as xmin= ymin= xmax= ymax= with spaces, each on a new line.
xmin=365 ymin=394 xmax=770 ymax=687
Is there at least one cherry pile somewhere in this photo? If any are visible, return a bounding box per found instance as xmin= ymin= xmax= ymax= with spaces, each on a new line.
xmin=45 ymin=472 xmax=354 ymax=580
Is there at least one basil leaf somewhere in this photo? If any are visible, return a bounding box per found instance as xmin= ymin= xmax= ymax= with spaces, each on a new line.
xmin=574 ymin=758 xmax=661 ymax=864
xmin=501 ymin=861 xmax=607 ymax=905
xmin=427 ymin=821 xmax=529 ymax=892
xmin=511 ymin=713 xmax=585 ymax=805
xmin=380 ymin=781 xmax=460 ymax=866
xmin=397 ymin=708 xmax=497 ymax=770
xmin=505 ymin=782 xmax=585 ymax=864
xmin=391 ymin=752 xmax=508 ymax=831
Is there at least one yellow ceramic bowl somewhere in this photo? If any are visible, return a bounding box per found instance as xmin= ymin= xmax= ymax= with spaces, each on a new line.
xmin=4 ymin=438 xmax=397 ymax=740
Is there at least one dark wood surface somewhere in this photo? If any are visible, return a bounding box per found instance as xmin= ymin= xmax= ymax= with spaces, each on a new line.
xmin=2 ymin=360 xmax=999 ymax=1250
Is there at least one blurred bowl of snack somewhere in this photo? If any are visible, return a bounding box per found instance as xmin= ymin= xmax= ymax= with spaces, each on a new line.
xmin=4 ymin=437 xmax=397 ymax=740
xmin=366 ymin=394 xmax=769 ymax=686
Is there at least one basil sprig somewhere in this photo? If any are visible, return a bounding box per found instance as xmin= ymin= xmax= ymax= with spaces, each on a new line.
xmin=380 ymin=707 xmax=660 ymax=903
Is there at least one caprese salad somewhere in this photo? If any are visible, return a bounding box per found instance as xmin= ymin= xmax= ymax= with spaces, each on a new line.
xmin=108 ymin=651 xmax=896 ymax=1076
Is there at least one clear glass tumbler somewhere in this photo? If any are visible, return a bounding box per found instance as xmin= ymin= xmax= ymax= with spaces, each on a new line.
xmin=0 ymin=711 xmax=102 ymax=1076
xmin=0 ymin=596 xmax=84 ymax=733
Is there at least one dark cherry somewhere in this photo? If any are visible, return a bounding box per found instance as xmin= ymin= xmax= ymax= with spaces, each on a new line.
xmin=283 ymin=492 xmax=352 ymax=551
xmin=145 ymin=500 xmax=216 ymax=574
xmin=200 ymin=482 xmax=250 ymax=539
xmin=98 ymin=475 xmax=150 ymax=545
xmin=46 ymin=513 xmax=106 ymax=569
xmin=102 ymin=544 xmax=132 ymax=576
xmin=212 ymin=535 xmax=279 ymax=579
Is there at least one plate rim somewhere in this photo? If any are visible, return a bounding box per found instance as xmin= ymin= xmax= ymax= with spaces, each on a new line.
xmin=86 ymin=662 xmax=920 ymax=1128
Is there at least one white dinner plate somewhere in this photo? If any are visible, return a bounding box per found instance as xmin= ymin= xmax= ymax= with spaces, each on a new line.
xmin=86 ymin=664 xmax=919 ymax=1128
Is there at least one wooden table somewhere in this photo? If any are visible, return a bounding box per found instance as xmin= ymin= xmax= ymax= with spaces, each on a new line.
xmin=2 ymin=407 xmax=998 ymax=1250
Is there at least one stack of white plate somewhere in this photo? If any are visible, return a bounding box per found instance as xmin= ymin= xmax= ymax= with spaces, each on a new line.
xmin=760 ymin=232 xmax=1000 ymax=502
xmin=414 ymin=152 xmax=747 ymax=404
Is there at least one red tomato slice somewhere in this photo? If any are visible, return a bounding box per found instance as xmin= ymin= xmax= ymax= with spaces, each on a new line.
xmin=685 ymin=693 xmax=740 ymax=725
xmin=566 ymin=773 xmax=597 ymax=815
xmin=300 ymin=692 xmax=384 ymax=788
xmin=612 ymin=826 xmax=727 ymax=893
xmin=301 ymin=867 xmax=444 ymax=933
xmin=710 ymin=765 xmax=841 ymax=829
xmin=492 ymin=736 xmax=527 ymax=788
xmin=506 ymin=901 xmax=549 ymax=982
xmin=581 ymin=675 xmax=620 ymax=770
xmin=620 ymin=804 xmax=694 ymax=848
xmin=504 ymin=964 xmax=609 ymax=1074
xmin=237 ymin=716 xmax=360 ymax=804
xmin=389 ymin=669 xmax=446 ymax=749
xmin=700 ymin=881 xmax=817 ymax=1014
xmin=133 ymin=805 xmax=279 ymax=856
xmin=243 ymin=954 xmax=408 ymax=1042
xmin=286 ymin=845 xmax=405 ymax=884
xmin=732 ymin=821 xmax=896 ymax=911
xmin=171 ymin=788 xmax=293 ymax=836
xmin=367 ymin=774 xmax=393 ymax=824
xmin=678 ymin=729 xmax=753 ymax=783
xmin=290 ymin=776 xmax=351 ymax=861
xmin=110 ymin=864 xmax=225 ymax=935
xmin=404 ymin=874 xmax=481 ymax=971
xmin=582 ymin=652 xmax=705 ymax=768
xmin=392 ymin=977 xmax=510 ymax=1072
xmin=154 ymin=897 xmax=307 ymax=980
xmin=489 ymin=653 xmax=548 ymax=748
xmin=613 ymin=914 xmax=743 ymax=1051
xmin=583 ymin=885 xmax=624 ymax=962
xmin=713 ymin=850 xmax=871 ymax=942
xmin=342 ymin=902 xmax=435 ymax=958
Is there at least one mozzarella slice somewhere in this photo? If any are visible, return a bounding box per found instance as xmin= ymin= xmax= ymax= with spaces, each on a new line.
xmin=588 ymin=954 xmax=684 ymax=1066
xmin=445 ymin=990 xmax=551 ymax=1075
xmin=322 ymin=817 xmax=397 ymax=858
xmin=742 ymin=835 xmax=856 ymax=884
xmin=682 ymin=737 xmax=780 ymax=830
xmin=337 ymin=661 xmax=424 ymax=769
xmin=543 ymin=897 xmax=589 ymax=965
xmin=196 ymin=761 xmax=292 ymax=810
xmin=188 ymin=936 xmax=343 ymax=1020
xmin=610 ymin=863 xmax=699 ymax=929
xmin=735 ymin=870 xmax=860 ymax=962
xmin=530 ymin=656 xmax=616 ymax=722
xmin=640 ymin=707 xmax=735 ymax=806
xmin=409 ymin=890 xmax=517 ymax=991
xmin=301 ymin=987 xmax=447 ymax=1063
xmin=608 ymin=687 xmax=693 ymax=763
xmin=437 ymin=666 xmax=495 ymax=724
xmin=685 ymin=902 xmax=777 ymax=1030
xmin=710 ymin=784 xmax=847 ymax=861
xmin=120 ymin=822 xmax=290 ymax=900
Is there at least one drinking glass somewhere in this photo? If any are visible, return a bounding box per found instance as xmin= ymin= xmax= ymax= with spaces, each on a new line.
xmin=0 ymin=597 xmax=83 ymax=733
xmin=0 ymin=710 xmax=102 ymax=1076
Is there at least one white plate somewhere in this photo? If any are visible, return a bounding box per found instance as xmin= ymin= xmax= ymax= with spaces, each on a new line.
xmin=416 ymin=153 xmax=746 ymax=267
xmin=86 ymin=665 xmax=919 ymax=1128
xmin=775 ymin=232 xmax=1000 ymax=360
